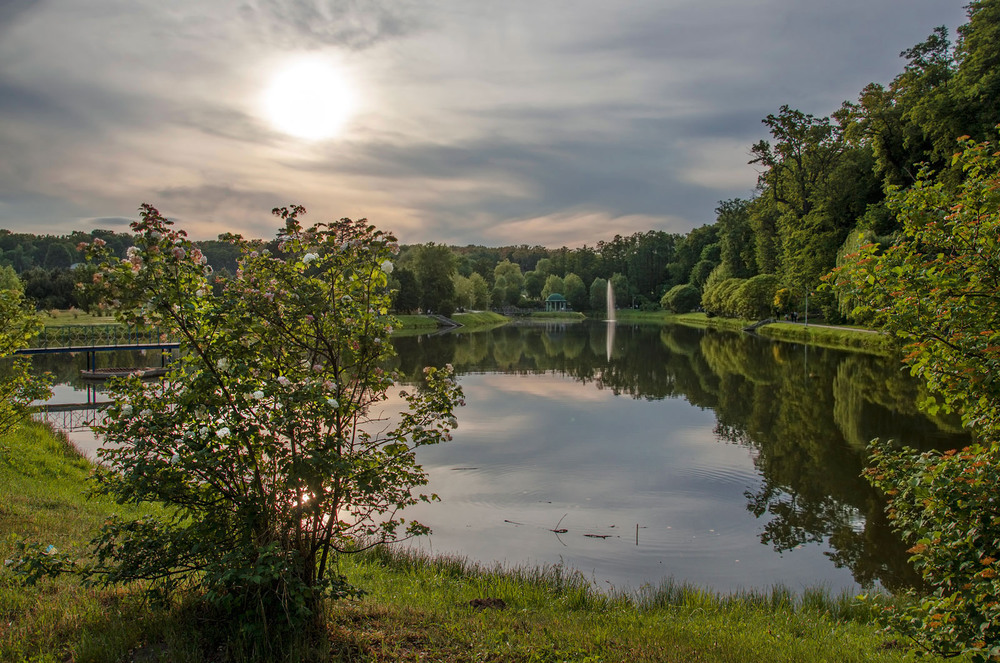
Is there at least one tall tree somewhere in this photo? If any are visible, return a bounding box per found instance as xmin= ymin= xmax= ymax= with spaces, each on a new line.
xmin=492 ymin=259 xmax=524 ymax=307
xmin=563 ymin=273 xmax=587 ymax=311
xmin=714 ymin=198 xmax=756 ymax=279
xmin=413 ymin=243 xmax=457 ymax=316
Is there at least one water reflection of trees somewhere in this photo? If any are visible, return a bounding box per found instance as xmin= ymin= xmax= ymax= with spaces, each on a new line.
xmin=390 ymin=322 xmax=969 ymax=591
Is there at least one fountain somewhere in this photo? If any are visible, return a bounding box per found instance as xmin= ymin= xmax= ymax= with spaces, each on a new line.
xmin=606 ymin=281 xmax=616 ymax=361
xmin=606 ymin=280 xmax=616 ymax=322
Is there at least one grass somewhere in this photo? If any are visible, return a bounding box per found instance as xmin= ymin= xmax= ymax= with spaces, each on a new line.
xmin=0 ymin=422 xmax=963 ymax=662
xmin=38 ymin=309 xmax=116 ymax=327
xmin=451 ymin=311 xmax=508 ymax=328
xmin=388 ymin=314 xmax=440 ymax=332
xmin=529 ymin=311 xmax=586 ymax=321
xmin=613 ymin=310 xmax=893 ymax=355
xmin=757 ymin=322 xmax=893 ymax=356
xmin=0 ymin=423 xmax=176 ymax=663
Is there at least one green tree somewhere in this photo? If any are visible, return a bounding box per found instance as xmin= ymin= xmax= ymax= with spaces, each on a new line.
xmin=831 ymin=134 xmax=1000 ymax=659
xmin=522 ymin=270 xmax=545 ymax=299
xmin=0 ymin=264 xmax=20 ymax=291
xmin=660 ymin=284 xmax=700 ymax=314
xmin=609 ymin=273 xmax=630 ymax=308
xmin=492 ymin=259 xmax=524 ymax=307
xmin=11 ymin=205 xmax=463 ymax=646
xmin=414 ymin=243 xmax=457 ymax=316
xmin=715 ymin=198 xmax=756 ymax=279
xmin=589 ymin=277 xmax=608 ymax=313
xmin=453 ymin=273 xmax=474 ymax=310
xmin=562 ymin=273 xmax=587 ymax=311
xmin=392 ymin=267 xmax=420 ymax=313
xmin=0 ymin=285 xmax=48 ymax=438
xmin=468 ymin=272 xmax=491 ymax=310
xmin=541 ymin=274 xmax=565 ymax=301
xmin=731 ymin=274 xmax=780 ymax=319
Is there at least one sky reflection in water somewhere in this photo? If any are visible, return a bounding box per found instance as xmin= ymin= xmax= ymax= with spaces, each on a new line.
xmin=32 ymin=322 xmax=968 ymax=594
xmin=387 ymin=371 xmax=847 ymax=594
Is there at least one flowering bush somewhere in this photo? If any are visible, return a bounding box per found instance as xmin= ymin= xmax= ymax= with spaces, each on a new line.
xmin=832 ymin=134 xmax=1000 ymax=659
xmin=11 ymin=204 xmax=463 ymax=636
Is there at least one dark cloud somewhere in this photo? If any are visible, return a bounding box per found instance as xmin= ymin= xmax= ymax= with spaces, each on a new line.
xmin=0 ymin=77 xmax=89 ymax=128
xmin=0 ymin=0 xmax=973 ymax=244
xmin=237 ymin=0 xmax=423 ymax=50
xmin=84 ymin=216 xmax=133 ymax=229
xmin=0 ymin=0 xmax=45 ymax=31
xmin=149 ymin=184 xmax=293 ymax=235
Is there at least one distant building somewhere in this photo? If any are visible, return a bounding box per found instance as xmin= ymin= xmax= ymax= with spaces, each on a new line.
xmin=545 ymin=293 xmax=568 ymax=312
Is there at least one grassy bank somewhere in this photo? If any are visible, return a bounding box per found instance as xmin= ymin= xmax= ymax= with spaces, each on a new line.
xmin=39 ymin=309 xmax=117 ymax=327
xmin=387 ymin=314 xmax=440 ymax=331
xmin=529 ymin=311 xmax=586 ymax=321
xmin=757 ymin=322 xmax=892 ymax=356
xmin=1 ymin=423 xmax=958 ymax=662
xmin=451 ymin=311 xmax=508 ymax=328
xmin=614 ymin=310 xmax=892 ymax=355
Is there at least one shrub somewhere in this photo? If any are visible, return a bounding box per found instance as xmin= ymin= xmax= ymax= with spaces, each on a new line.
xmin=660 ymin=284 xmax=701 ymax=313
xmin=11 ymin=205 xmax=463 ymax=642
xmin=731 ymin=274 xmax=780 ymax=319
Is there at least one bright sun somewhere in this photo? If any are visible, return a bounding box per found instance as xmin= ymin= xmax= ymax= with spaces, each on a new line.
xmin=263 ymin=59 xmax=357 ymax=141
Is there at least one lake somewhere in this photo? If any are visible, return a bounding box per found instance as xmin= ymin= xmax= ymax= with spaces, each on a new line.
xmin=28 ymin=321 xmax=967 ymax=595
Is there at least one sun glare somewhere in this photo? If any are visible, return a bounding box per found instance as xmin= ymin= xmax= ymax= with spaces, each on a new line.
xmin=262 ymin=59 xmax=357 ymax=141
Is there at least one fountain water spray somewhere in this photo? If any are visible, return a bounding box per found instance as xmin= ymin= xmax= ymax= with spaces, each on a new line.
xmin=606 ymin=281 xmax=616 ymax=361
xmin=606 ymin=280 xmax=616 ymax=322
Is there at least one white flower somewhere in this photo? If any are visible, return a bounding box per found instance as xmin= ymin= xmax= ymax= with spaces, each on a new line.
xmin=216 ymin=427 xmax=231 ymax=439
xmin=312 ymin=364 xmax=323 ymax=372
xmin=170 ymin=453 xmax=181 ymax=464
xmin=380 ymin=259 xmax=394 ymax=274
xmin=198 ymin=426 xmax=210 ymax=438
xmin=121 ymin=404 xmax=133 ymax=416
xmin=327 ymin=398 xmax=339 ymax=408
xmin=251 ymin=390 xmax=265 ymax=400
xmin=276 ymin=376 xmax=290 ymax=387
xmin=302 ymin=252 xmax=319 ymax=264
xmin=216 ymin=358 xmax=230 ymax=370
xmin=196 ymin=288 xmax=207 ymax=297
xmin=139 ymin=409 xmax=152 ymax=418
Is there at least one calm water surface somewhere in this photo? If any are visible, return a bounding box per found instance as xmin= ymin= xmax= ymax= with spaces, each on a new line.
xmin=30 ymin=322 xmax=967 ymax=594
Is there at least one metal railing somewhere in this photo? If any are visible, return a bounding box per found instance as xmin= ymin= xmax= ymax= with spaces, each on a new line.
xmin=29 ymin=324 xmax=174 ymax=349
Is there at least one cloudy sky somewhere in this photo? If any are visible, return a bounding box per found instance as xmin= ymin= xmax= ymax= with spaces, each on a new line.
xmin=0 ymin=1 xmax=969 ymax=247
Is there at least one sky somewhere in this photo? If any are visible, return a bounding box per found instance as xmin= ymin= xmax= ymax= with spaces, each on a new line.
xmin=0 ymin=1 xmax=971 ymax=247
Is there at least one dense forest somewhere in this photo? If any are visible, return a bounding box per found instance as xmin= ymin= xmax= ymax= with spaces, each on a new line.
xmin=2 ymin=3 xmax=997 ymax=318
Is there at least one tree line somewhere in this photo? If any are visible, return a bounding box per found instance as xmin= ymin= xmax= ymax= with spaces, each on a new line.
xmin=3 ymin=4 xmax=997 ymax=324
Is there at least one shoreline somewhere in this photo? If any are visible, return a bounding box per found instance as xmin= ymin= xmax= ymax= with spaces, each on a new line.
xmin=2 ymin=422 xmax=927 ymax=662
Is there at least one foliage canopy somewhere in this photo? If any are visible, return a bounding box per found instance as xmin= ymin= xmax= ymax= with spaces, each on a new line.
xmin=11 ymin=205 xmax=464 ymax=639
